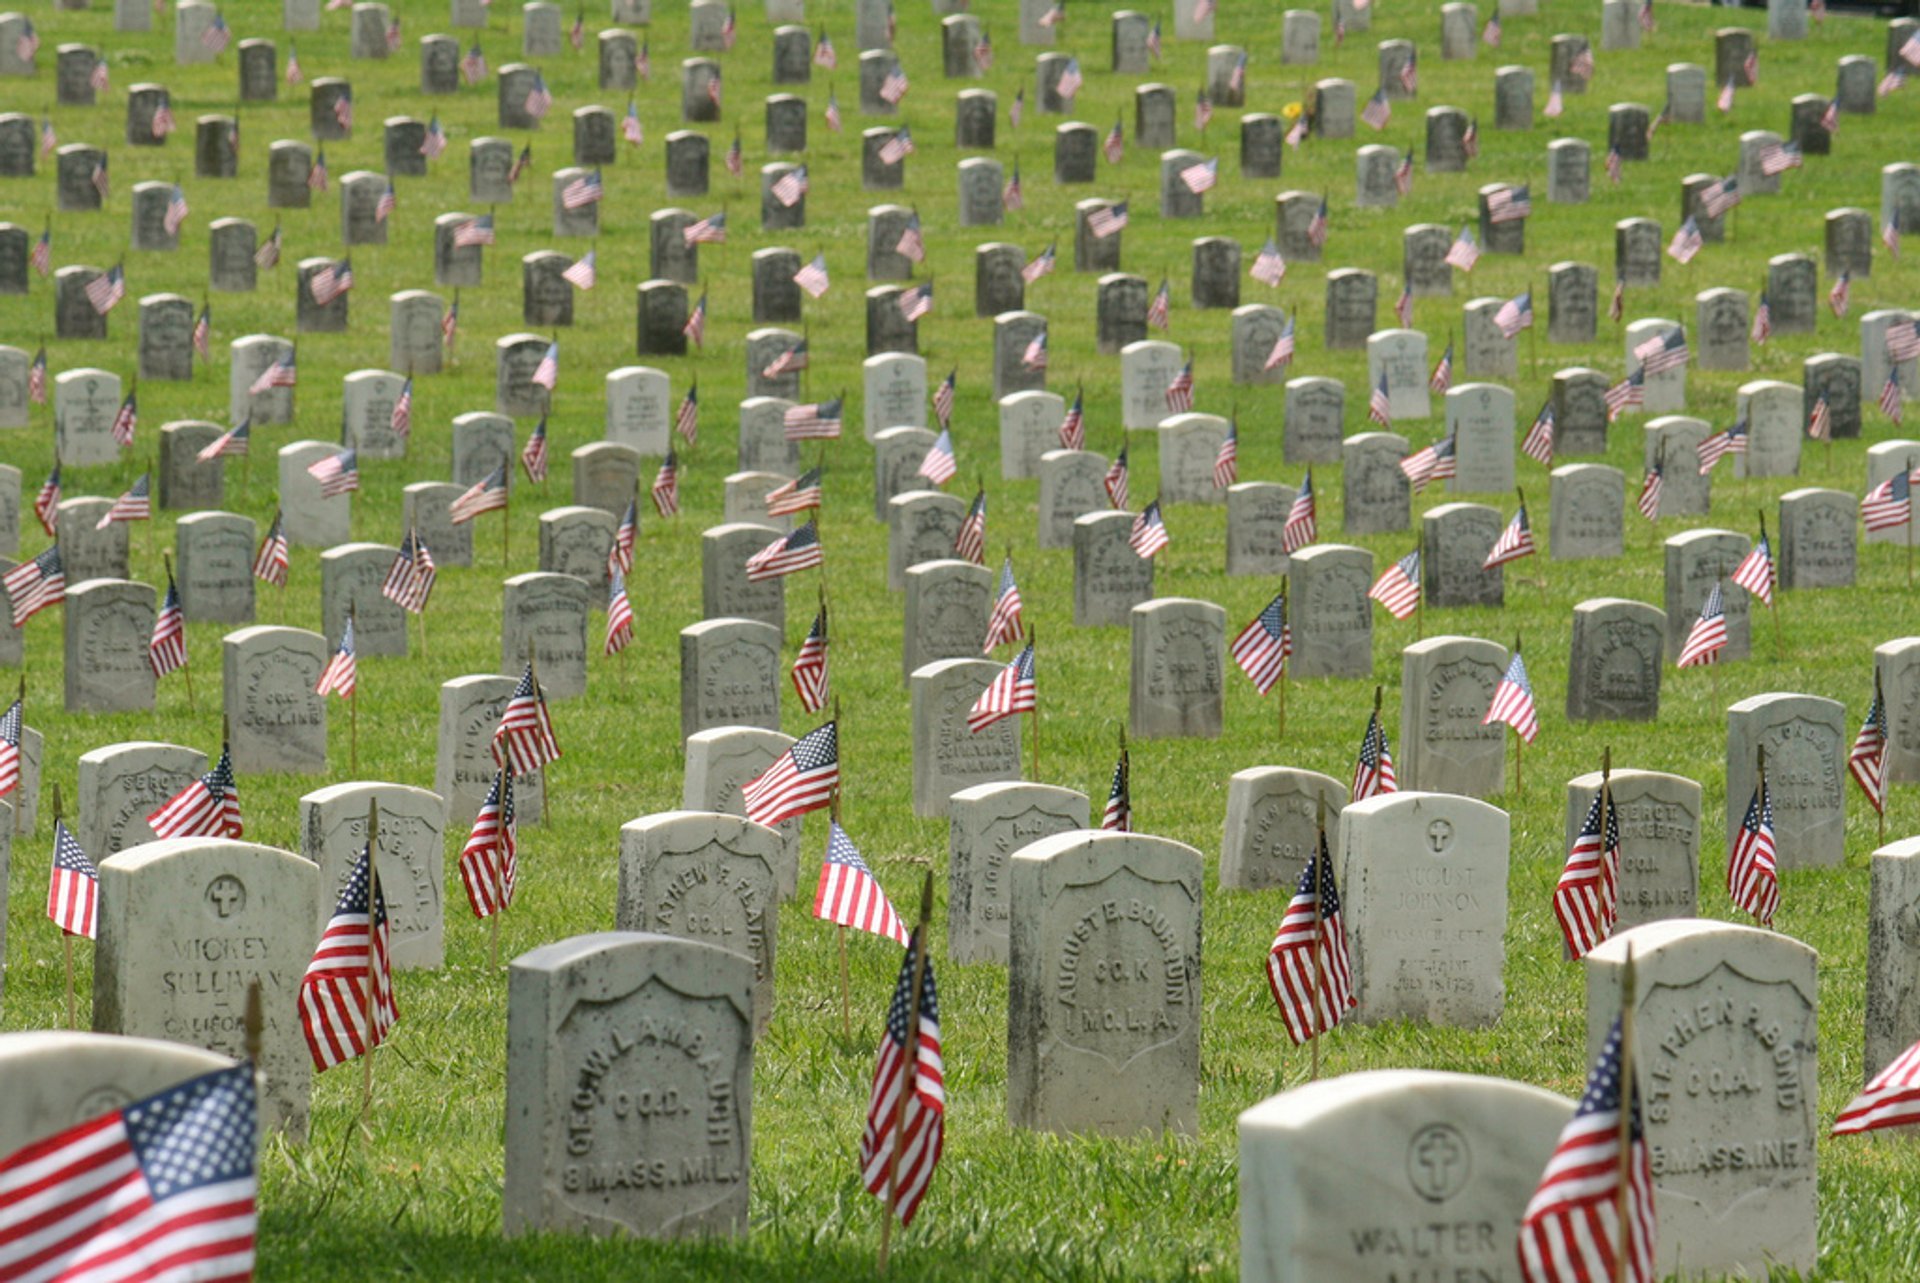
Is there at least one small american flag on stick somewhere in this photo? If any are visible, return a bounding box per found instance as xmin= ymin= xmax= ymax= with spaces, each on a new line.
xmin=299 ymin=840 xmax=398 ymax=1072
xmin=744 ymin=721 xmax=838 ymax=826
xmin=817 ymin=821 xmax=909 ymax=945
xmin=1265 ymin=825 xmax=1355 ymax=1045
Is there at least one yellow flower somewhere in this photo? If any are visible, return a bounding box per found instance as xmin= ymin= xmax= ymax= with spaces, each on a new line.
xmin=1282 ymin=101 xmax=1304 ymax=122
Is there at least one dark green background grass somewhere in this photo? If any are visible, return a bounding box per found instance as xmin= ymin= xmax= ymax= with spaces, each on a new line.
xmin=4 ymin=0 xmax=1920 ymax=1277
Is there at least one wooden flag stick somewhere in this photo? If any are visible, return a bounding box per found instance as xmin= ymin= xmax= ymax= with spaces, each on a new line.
xmin=1277 ymin=575 xmax=1289 ymax=741
xmin=490 ymin=766 xmax=508 ymax=970
xmin=1415 ymin=524 xmax=1426 ymax=641
xmin=244 ymin=979 xmax=264 ymax=1074
xmin=1511 ymin=634 xmax=1524 ymax=799
xmin=830 ymin=783 xmax=852 ymax=1040
xmin=1876 ymin=669 xmax=1888 ymax=848
xmin=55 ymin=784 xmax=76 ymax=1030
xmin=1310 ymin=796 xmax=1326 ymax=1083
xmin=163 ymin=551 xmax=195 ymax=712
xmin=360 ymin=799 xmax=381 ymax=1131
xmin=1027 ymin=625 xmax=1041 ymax=781
xmin=1758 ymin=509 xmax=1781 ymax=660
xmin=1613 ymin=940 xmax=1638 ymax=1283
xmin=530 ymin=641 xmax=550 ymax=819
xmin=502 ymin=484 xmax=512 ymax=568
xmin=1907 ymin=453 xmax=1917 ymax=589
xmin=13 ymin=676 xmax=22 ymax=835
xmin=877 ymin=868 xmax=935 ymax=1276
xmin=347 ymin=604 xmax=359 ymax=775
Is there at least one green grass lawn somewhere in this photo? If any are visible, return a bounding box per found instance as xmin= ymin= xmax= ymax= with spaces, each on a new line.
xmin=5 ymin=0 xmax=1920 ymax=1277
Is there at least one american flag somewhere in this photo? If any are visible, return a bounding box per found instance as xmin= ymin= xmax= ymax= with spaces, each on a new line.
xmin=746 ymin=519 xmax=824 ymax=580
xmin=1759 ymin=141 xmax=1802 ymax=176
xmin=92 ymin=159 xmax=111 ymax=201
xmin=47 ymin=818 xmax=100 ymax=939
xmin=1604 ymin=371 xmax=1644 ymax=422
xmin=955 ymin=489 xmax=987 ymax=563
xmin=1444 ymin=226 xmax=1480 ymax=271
xmin=763 ymin=339 xmax=809 ymax=378
xmin=86 ymin=264 xmax=127 ymax=315
xmin=784 ymin=397 xmax=844 ymax=441
xmin=1352 ymin=707 xmax=1397 ymax=800
xmin=1398 ymin=432 xmax=1457 ymax=493
xmin=1482 ymin=648 xmax=1540 ymax=742
xmin=1862 ymin=470 xmax=1913 ymax=532
xmin=1676 ymin=582 xmax=1727 ymax=668
xmin=1394 ymin=148 xmax=1414 ymax=196
xmin=650 ymin=449 xmax=681 ymax=518
xmin=1699 ymin=176 xmax=1741 ymax=220
xmin=1087 ymin=200 xmax=1129 ymax=238
xmin=449 ymin=465 xmax=509 ymax=523
xmin=453 ymin=216 xmax=496 ymax=248
xmin=1729 ymin=776 xmax=1779 ymax=924
xmin=1367 ymin=375 xmax=1393 ymax=427
xmin=371 ymin=180 xmax=399 ymax=225
xmin=562 ymin=170 xmax=605 ymax=209
xmin=814 ymin=29 xmax=838 ymax=68
xmin=1056 ymin=390 xmax=1085 ymax=449
xmin=878 ymin=127 xmax=915 ymax=165
xmin=1731 ymin=533 xmax=1773 ymax=606
xmin=0 ymin=698 xmax=18 ymax=797
xmin=973 ymin=28 xmax=993 ymax=70
xmin=1213 ymin=420 xmax=1238 ymax=488
xmin=791 ymin=252 xmax=831 ymax=300
xmin=1828 ymin=271 xmax=1851 ymax=317
xmin=562 ymin=250 xmax=597 ymax=290
xmin=600 ymin=569 xmax=634 ymax=656
xmin=684 ymin=292 xmax=709 ymax=348
xmin=1165 ymin=361 xmax=1195 ymax=412
xmin=97 ymin=473 xmax=152 ymax=529
xmin=525 ymin=72 xmax=553 ymax=118
xmin=817 ymin=823 xmax=910 ymax=945
xmin=1636 ymin=463 xmax=1662 ymax=522
xmin=32 ymin=462 xmax=58 ymax=533
xmin=1280 ymin=475 xmax=1315 ymax=551
xmin=1229 ymin=50 xmax=1248 ymax=94
xmin=150 ymin=578 xmax=187 ymax=677
xmin=1021 ymin=243 xmax=1057 ymax=284
xmin=309 ymin=257 xmax=354 ymax=307
xmin=935 ymin=369 xmax=957 ymax=428
xmin=1397 ymin=49 xmax=1419 ymax=94
xmin=1888 ymin=320 xmax=1920 ymax=363
xmin=1393 ymin=285 xmax=1414 ymax=328
xmin=37 ymin=114 xmax=54 ymax=155
xmin=193 ymin=305 xmax=213 ymax=360
xmin=386 ymin=377 xmax=414 ymax=439
xmin=608 ymin=501 xmax=637 ymax=575
xmin=1251 ymin=240 xmax=1286 ymax=287
xmin=300 ymin=844 xmax=398 ymax=1072
xmin=918 ymin=429 xmax=958 ymax=484
xmin=1743 ymin=48 xmax=1759 ymax=83
xmin=1546 ymin=79 xmax=1564 ymax=117
xmin=861 ymin=943 xmax=945 ymax=1228
xmin=1194 ymin=91 xmax=1213 ymax=131
xmin=1809 ymin=392 xmax=1832 ymax=440
xmin=1369 ymin=549 xmax=1422 ymax=620
xmin=1487 ymin=184 xmax=1532 ymax=223
xmin=419 ymin=116 xmax=448 ymax=160
xmin=1483 ymin=504 xmax=1536 ymax=567
xmin=307 ymin=148 xmax=331 ymax=192
xmin=1105 ymin=446 xmax=1130 ymax=509
xmin=148 ymin=742 xmax=243 ymax=840
xmin=1055 ymin=57 xmax=1083 ymax=101
xmin=724 ymin=133 xmax=743 ymax=177
xmin=493 ymin=663 xmax=561 ymax=777
xmin=1146 ymin=18 xmax=1161 ymax=58
xmin=512 ymin=416 xmax=547 ymax=484
xmin=1180 ymin=157 xmax=1218 ymax=194
xmin=772 ymin=164 xmax=810 ymax=207
xmin=766 ymin=466 xmax=823 ymax=516
xmin=1881 ymin=373 xmax=1905 ymax=425
xmin=1886 ymin=220 xmax=1902 ymax=261
xmin=111 ymin=391 xmax=138 ymax=448
xmin=1263 ymin=316 xmax=1296 ymax=370
xmin=1101 ymin=748 xmax=1130 ymax=831
xmin=0 ymin=1062 xmax=259 ymax=1283
xmin=1606 ymin=145 xmax=1623 ymax=186
xmin=1850 ymin=686 xmax=1889 ymax=816
xmin=1517 ymin=1016 xmax=1657 ymax=1283
xmin=1129 ymin=499 xmax=1170 ymax=559
xmin=1818 ymin=97 xmax=1839 ymax=134
xmin=201 ymin=12 xmax=231 ymax=53
xmin=1360 ymin=89 xmax=1391 ymax=130
xmin=1493 ymin=290 xmax=1533 ymax=338
xmin=288 ymin=42 xmax=305 ymax=81
xmin=1010 ymin=87 xmax=1024 ymax=129
xmin=530 ymin=341 xmax=560 ymax=391
xmin=382 ymin=529 xmax=437 ymax=614
xmin=307 ymin=448 xmax=359 ymax=498
xmin=897 ymin=217 xmax=928 ymax=265
xmin=1636 ymin=327 xmax=1689 ymax=375
xmin=1483 ymin=13 xmax=1501 ymax=45
xmin=792 ymin=606 xmax=829 ymax=710
xmin=1021 ymin=330 xmax=1048 ymax=370
xmin=1038 ymin=0 xmax=1064 ymax=25
xmin=1667 ymin=218 xmax=1703 ymax=264
xmin=1104 ymin=119 xmax=1125 ymax=163
xmin=825 ymin=92 xmax=843 ymax=132
xmin=676 ymin=382 xmax=700 ymax=443
xmin=719 ymin=5 xmax=735 ymax=49
xmin=1231 ymin=592 xmax=1291 ymax=695
xmin=1696 ymin=419 xmax=1746 ymax=473
xmin=255 ymin=225 xmax=283 ymax=269
xmin=984 ymin=556 xmax=1024 ymax=651
xmin=1285 ymin=113 xmax=1309 ymax=149
xmin=29 ymin=228 xmax=49 ymax=278
xmin=967 ymin=642 xmax=1036 ymax=731
xmin=1428 ymin=344 xmax=1455 ymax=396
xmin=162 ymin=184 xmax=190 ymax=236
xmin=1148 ymin=278 xmax=1173 ymax=331
xmin=1570 ymin=45 xmax=1595 ymax=80
xmin=1555 ymin=788 xmax=1622 ymax=959
xmin=743 ymin=721 xmax=838 ymax=826
xmin=880 ymin=65 xmax=910 ymax=105
xmin=332 ymin=91 xmax=354 ymax=133
xmin=460 ymin=771 xmax=518 ymax=918
xmin=90 ymin=54 xmax=109 ymax=92
xmin=315 ymin=617 xmax=357 ymax=699
xmin=1463 ymin=116 xmax=1480 ymax=158
xmin=637 ymin=37 xmax=650 ymax=80
xmin=1639 ymin=0 xmax=1656 ymax=30
xmin=253 ymin=513 xmax=290 ymax=586
xmin=1607 ymin=275 xmax=1622 ymax=323
xmin=1266 ymin=832 xmax=1355 ymax=1045
xmin=1834 ymin=1035 xmax=1920 ymax=1136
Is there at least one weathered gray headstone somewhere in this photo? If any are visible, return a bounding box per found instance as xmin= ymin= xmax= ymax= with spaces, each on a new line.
xmin=1422 ymin=503 xmax=1504 ymax=607
xmin=300 ymin=782 xmax=445 ymax=969
xmin=157 ymin=421 xmax=224 ymax=511
xmin=1868 ymin=836 xmax=1920 ymax=1079
xmin=320 ymin=542 xmax=407 ymax=658
xmin=1548 ymin=463 xmax=1624 ymax=560
xmin=175 ymin=511 xmax=256 ymax=622
xmin=1566 ymin=597 xmax=1664 ymax=722
xmin=1727 ymin=692 xmax=1846 ymax=869
xmin=1039 ymin=449 xmax=1108 ymax=548
xmin=209 ymin=219 xmax=259 ymax=293
xmin=888 ymin=490 xmax=966 ymax=592
xmin=0 ymin=1033 xmax=240 ymax=1162
xmin=1226 ymin=481 xmax=1298 ymax=576
xmin=1219 ymin=767 xmax=1344 ymax=892
xmin=1129 ymin=598 xmax=1224 ymax=739
xmin=435 ymin=674 xmax=544 ymax=828
xmin=64 ymin=579 xmax=156 ymax=714
xmin=1446 ymin=382 xmax=1517 ymax=494
xmin=904 ymin=559 xmax=992 ymax=681
xmin=680 ymin=617 xmax=781 ymax=738
xmin=1158 ymin=413 xmax=1230 ymax=505
xmin=537 ymin=505 xmax=615 ymax=594
xmin=1565 ymin=768 xmax=1698 ymax=927
xmin=949 ymin=782 xmax=1088 ymax=965
xmin=1663 ymin=528 xmax=1751 ymax=661
xmin=1072 ymin=509 xmax=1152 ymax=626
xmin=1778 ymin=487 xmax=1856 ymax=589
xmin=1342 ymin=433 xmax=1410 ymax=534
xmin=1399 ymin=635 xmax=1508 ymax=798
xmin=702 ymin=523 xmax=785 ymax=630
xmin=1551 ymin=367 xmax=1610 ymax=456
xmin=501 ymin=570 xmax=591 ymax=698
xmin=223 ymin=625 xmax=327 ymax=772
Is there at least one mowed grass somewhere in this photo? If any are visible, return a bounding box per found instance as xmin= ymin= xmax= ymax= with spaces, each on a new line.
xmin=4 ymin=0 xmax=1920 ymax=1277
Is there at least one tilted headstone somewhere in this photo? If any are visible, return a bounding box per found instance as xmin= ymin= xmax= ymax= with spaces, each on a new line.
xmin=1238 ymin=1070 xmax=1574 ymax=1283
xmin=222 ymin=625 xmax=328 ymax=772
xmin=1073 ymin=510 xmax=1153 ymax=627
xmin=1585 ymin=923 xmax=1817 ymax=1278
xmin=320 ymin=542 xmax=408 ymax=658
xmin=93 ymin=837 xmax=319 ymax=1134
xmin=1399 ymin=635 xmax=1508 ymax=798
xmin=1727 ymin=692 xmax=1846 ymax=869
xmin=1566 ymin=597 xmax=1664 ymax=723
xmin=904 ymin=560 xmax=992 ymax=682
xmin=1342 ymin=433 xmax=1410 ymax=533
xmin=175 ymin=511 xmax=257 ymax=622
xmin=1778 ymin=487 xmax=1856 ymax=590
xmin=1288 ymin=544 xmax=1374 ymax=678
xmin=64 ymin=579 xmax=157 ymax=714
xmin=503 ymin=932 xmax=754 ymax=1240
xmin=300 ymin=782 xmax=444 ymax=969
xmin=615 ymin=811 xmax=782 ymax=1033
xmin=948 ymin=782 xmax=1088 ymax=965
xmin=1008 ymin=830 xmax=1203 ymax=1135
xmin=1662 ymin=528 xmax=1751 ymax=661
xmin=680 ymin=618 xmax=780 ymax=738
xmin=1566 ymin=768 xmax=1699 ymax=928
xmin=1220 ymin=767 xmax=1344 ymax=892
